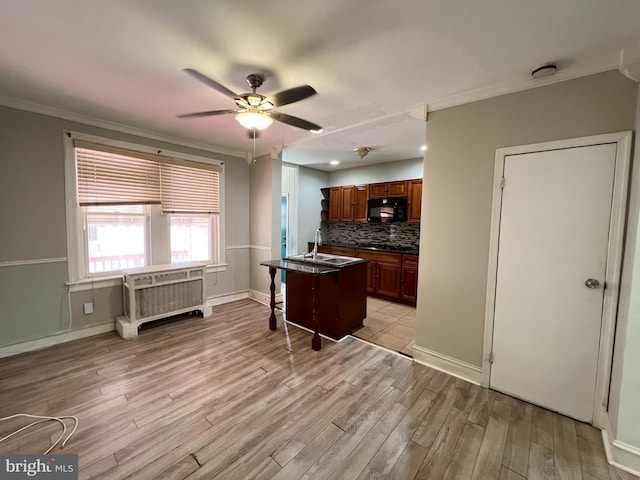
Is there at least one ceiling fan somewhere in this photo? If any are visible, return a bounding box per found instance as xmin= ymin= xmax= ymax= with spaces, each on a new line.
xmin=177 ymin=69 xmax=323 ymax=138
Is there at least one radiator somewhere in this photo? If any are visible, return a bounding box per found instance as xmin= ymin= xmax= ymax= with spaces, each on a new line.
xmin=116 ymin=262 xmax=210 ymax=338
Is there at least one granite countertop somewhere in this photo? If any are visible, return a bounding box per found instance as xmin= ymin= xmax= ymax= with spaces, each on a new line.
xmin=261 ymin=259 xmax=341 ymax=274
xmin=326 ymin=243 xmax=419 ymax=256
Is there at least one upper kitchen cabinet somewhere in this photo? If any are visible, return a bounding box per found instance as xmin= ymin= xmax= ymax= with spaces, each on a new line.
xmin=407 ymin=179 xmax=422 ymax=224
xmin=340 ymin=186 xmax=355 ymax=221
xmin=369 ymin=181 xmax=408 ymax=199
xmin=333 ymin=185 xmax=368 ymax=222
xmin=329 ymin=187 xmax=342 ymax=222
xmin=353 ymin=185 xmax=368 ymax=222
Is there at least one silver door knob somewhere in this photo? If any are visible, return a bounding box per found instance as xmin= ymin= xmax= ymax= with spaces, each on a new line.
xmin=585 ymin=278 xmax=600 ymax=289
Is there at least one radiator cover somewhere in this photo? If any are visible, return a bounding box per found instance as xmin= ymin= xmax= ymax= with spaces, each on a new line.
xmin=117 ymin=262 xmax=209 ymax=338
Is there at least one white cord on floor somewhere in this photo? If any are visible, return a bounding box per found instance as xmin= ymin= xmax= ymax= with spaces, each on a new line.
xmin=0 ymin=414 xmax=78 ymax=454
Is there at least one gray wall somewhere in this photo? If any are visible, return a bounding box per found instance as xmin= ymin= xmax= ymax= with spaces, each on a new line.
xmin=416 ymin=70 xmax=638 ymax=367
xmin=249 ymin=153 xmax=282 ymax=296
xmin=0 ymin=105 xmax=250 ymax=348
xmin=328 ymin=158 xmax=423 ymax=187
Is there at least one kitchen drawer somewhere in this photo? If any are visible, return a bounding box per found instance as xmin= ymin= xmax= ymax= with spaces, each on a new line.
xmin=402 ymin=254 xmax=418 ymax=266
xmin=356 ymin=249 xmax=402 ymax=265
xmin=331 ymin=246 xmax=356 ymax=256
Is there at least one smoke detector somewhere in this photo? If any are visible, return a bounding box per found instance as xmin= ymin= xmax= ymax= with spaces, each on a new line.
xmin=531 ymin=63 xmax=557 ymax=79
xmin=353 ymin=147 xmax=372 ymax=159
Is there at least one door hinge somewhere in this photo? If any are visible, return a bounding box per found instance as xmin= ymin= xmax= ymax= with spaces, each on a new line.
xmin=489 ymin=352 xmax=494 ymax=364
xmin=500 ymin=178 xmax=505 ymax=189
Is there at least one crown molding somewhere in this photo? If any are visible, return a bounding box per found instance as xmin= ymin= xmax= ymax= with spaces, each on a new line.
xmin=0 ymin=94 xmax=246 ymax=159
xmin=427 ymin=57 xmax=620 ymax=113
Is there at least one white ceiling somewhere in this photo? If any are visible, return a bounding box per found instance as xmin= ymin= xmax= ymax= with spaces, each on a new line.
xmin=0 ymin=1 xmax=639 ymax=171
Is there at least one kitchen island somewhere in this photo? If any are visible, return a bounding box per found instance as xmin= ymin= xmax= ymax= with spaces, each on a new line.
xmin=260 ymin=255 xmax=368 ymax=351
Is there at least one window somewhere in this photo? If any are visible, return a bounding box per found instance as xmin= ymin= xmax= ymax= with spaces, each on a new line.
xmin=170 ymin=215 xmax=211 ymax=263
xmin=65 ymin=133 xmax=224 ymax=281
xmin=86 ymin=205 xmax=148 ymax=272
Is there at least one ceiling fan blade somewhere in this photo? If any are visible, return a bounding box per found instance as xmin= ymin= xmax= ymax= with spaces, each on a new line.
xmin=183 ymin=69 xmax=239 ymax=99
xmin=176 ymin=109 xmax=236 ymax=119
xmin=271 ymin=112 xmax=322 ymax=132
xmin=269 ymin=85 xmax=317 ymax=107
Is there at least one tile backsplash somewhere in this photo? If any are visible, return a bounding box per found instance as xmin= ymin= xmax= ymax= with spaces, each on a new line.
xmin=326 ymin=222 xmax=420 ymax=249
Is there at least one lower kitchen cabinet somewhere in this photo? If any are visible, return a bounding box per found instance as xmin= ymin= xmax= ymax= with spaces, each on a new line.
xmin=305 ymin=244 xmax=418 ymax=304
xmin=330 ymin=246 xmax=356 ymax=256
xmin=355 ymin=250 xmax=402 ymax=298
xmin=306 ymin=243 xmax=343 ymax=254
xmin=401 ymin=254 xmax=418 ymax=302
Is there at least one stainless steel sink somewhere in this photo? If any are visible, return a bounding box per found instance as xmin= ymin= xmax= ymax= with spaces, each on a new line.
xmin=284 ymin=253 xmax=361 ymax=267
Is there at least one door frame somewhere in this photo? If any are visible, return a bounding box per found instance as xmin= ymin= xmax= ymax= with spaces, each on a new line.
xmin=482 ymin=131 xmax=632 ymax=427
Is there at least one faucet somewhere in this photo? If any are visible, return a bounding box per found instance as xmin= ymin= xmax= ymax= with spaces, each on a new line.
xmin=312 ymin=228 xmax=322 ymax=260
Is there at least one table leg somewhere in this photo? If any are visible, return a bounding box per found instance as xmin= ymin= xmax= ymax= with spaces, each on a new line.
xmin=268 ymin=266 xmax=277 ymax=331
xmin=311 ymin=274 xmax=321 ymax=351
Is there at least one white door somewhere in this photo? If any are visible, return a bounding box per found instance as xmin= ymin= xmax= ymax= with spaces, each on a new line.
xmin=490 ymin=143 xmax=616 ymax=422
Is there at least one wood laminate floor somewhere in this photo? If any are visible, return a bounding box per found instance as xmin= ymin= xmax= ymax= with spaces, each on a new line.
xmin=0 ymin=299 xmax=636 ymax=480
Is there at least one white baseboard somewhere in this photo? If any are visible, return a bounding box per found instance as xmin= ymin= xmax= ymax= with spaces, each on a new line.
xmin=0 ymin=322 xmax=115 ymax=358
xmin=249 ymin=289 xmax=283 ymax=306
xmin=601 ymin=414 xmax=640 ymax=477
xmin=413 ymin=345 xmax=483 ymax=385
xmin=0 ymin=291 xmax=265 ymax=358
xmin=206 ymin=290 xmax=250 ymax=307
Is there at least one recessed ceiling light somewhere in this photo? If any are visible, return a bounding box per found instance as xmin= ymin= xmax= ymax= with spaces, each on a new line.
xmin=330 ymin=160 xmax=340 ymax=166
xmin=421 ymin=145 xmax=428 ymax=152
xmin=310 ymin=129 xmax=323 ymax=134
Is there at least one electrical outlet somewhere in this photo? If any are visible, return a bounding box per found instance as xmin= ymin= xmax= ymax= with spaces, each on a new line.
xmin=83 ymin=302 xmax=93 ymax=315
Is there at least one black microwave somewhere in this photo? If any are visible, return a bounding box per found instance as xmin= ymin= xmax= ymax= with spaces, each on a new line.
xmin=367 ymin=197 xmax=407 ymax=223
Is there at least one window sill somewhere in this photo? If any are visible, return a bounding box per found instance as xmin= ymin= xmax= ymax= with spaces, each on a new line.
xmin=66 ymin=263 xmax=227 ymax=292
xmin=206 ymin=263 xmax=228 ymax=274
xmin=66 ymin=274 xmax=123 ymax=292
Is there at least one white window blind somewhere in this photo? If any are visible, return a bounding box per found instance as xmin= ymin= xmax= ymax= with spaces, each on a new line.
xmin=160 ymin=163 xmax=220 ymax=214
xmin=75 ymin=141 xmax=161 ymax=206
xmin=74 ymin=140 xmax=221 ymax=211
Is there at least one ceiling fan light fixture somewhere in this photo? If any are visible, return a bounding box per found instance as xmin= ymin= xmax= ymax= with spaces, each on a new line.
xmin=247 ymin=95 xmax=262 ymax=106
xmin=235 ymin=111 xmax=273 ymax=130
xmin=260 ymin=100 xmax=274 ymax=110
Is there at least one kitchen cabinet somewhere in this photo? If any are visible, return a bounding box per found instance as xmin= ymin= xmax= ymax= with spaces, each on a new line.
xmin=355 ymin=250 xmax=402 ymax=298
xmin=353 ymin=185 xmax=368 ymax=222
xmin=369 ymin=181 xmax=408 ymax=199
xmin=306 ymin=244 xmax=419 ymax=304
xmin=401 ymin=254 xmax=418 ymax=302
xmin=330 ymin=185 xmax=368 ymax=222
xmin=328 ymin=187 xmax=342 ymax=222
xmin=407 ymin=179 xmax=422 ymax=224
xmin=340 ymin=186 xmax=355 ymax=221
xmin=330 ymin=246 xmax=356 ymax=256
